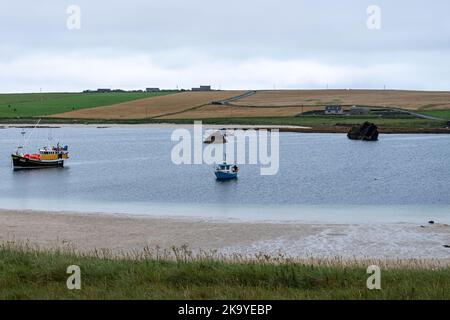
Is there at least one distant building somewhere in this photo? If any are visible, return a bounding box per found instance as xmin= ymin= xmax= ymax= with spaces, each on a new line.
xmin=146 ymin=88 xmax=160 ymax=92
xmin=349 ymin=106 xmax=370 ymax=115
xmin=97 ymin=88 xmax=111 ymax=93
xmin=324 ymin=105 xmax=343 ymax=115
xmin=192 ymin=85 xmax=211 ymax=92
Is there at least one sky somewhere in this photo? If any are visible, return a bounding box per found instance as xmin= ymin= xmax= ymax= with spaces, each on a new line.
xmin=0 ymin=0 xmax=449 ymax=92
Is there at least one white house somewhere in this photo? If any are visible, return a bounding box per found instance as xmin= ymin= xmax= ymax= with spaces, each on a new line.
xmin=324 ymin=105 xmax=343 ymax=115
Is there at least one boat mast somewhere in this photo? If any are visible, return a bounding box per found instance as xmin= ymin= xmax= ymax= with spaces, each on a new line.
xmin=20 ymin=118 xmax=41 ymax=152
xmin=222 ymin=129 xmax=227 ymax=163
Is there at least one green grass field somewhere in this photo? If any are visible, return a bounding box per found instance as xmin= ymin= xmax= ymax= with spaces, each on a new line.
xmin=419 ymin=110 xmax=450 ymax=120
xmin=0 ymin=247 xmax=449 ymax=300
xmin=0 ymin=92 xmax=174 ymax=118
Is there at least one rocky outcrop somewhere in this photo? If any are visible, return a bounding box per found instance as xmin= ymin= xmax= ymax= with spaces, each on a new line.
xmin=347 ymin=122 xmax=379 ymax=141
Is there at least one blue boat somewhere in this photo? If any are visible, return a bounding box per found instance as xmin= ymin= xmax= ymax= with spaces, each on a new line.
xmin=215 ymin=163 xmax=239 ymax=180
xmin=214 ymin=130 xmax=239 ymax=180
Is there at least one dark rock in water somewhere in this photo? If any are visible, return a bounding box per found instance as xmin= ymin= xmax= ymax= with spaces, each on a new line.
xmin=428 ymin=220 xmax=435 ymax=225
xmin=347 ymin=122 xmax=379 ymax=141
xmin=443 ymin=245 xmax=450 ymax=248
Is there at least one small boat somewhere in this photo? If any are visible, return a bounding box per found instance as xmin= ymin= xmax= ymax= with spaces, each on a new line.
xmin=12 ymin=143 xmax=69 ymax=170
xmin=215 ymin=162 xmax=239 ymax=180
xmin=212 ymin=129 xmax=240 ymax=180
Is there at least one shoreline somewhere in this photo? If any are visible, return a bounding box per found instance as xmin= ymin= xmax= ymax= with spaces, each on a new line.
xmin=1 ymin=122 xmax=449 ymax=134
xmin=1 ymin=209 xmax=449 ymax=262
xmin=0 ymin=123 xmax=311 ymax=130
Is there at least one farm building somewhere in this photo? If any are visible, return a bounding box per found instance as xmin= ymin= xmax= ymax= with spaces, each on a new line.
xmin=146 ymin=88 xmax=160 ymax=92
xmin=324 ymin=105 xmax=343 ymax=115
xmin=349 ymin=106 xmax=370 ymax=115
xmin=192 ymin=85 xmax=211 ymax=92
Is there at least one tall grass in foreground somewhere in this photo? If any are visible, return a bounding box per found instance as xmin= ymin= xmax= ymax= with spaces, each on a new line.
xmin=0 ymin=242 xmax=449 ymax=300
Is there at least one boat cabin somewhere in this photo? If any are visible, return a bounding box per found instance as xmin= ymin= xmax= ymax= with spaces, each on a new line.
xmin=39 ymin=146 xmax=69 ymax=161
xmin=217 ymin=164 xmax=232 ymax=171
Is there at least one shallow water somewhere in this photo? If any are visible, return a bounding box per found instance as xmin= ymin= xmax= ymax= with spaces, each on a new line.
xmin=0 ymin=127 xmax=449 ymax=223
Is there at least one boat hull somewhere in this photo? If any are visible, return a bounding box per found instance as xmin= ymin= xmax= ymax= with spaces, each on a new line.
xmin=11 ymin=154 xmax=64 ymax=170
xmin=215 ymin=171 xmax=238 ymax=180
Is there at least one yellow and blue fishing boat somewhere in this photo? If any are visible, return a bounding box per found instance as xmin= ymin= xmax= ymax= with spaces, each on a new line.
xmin=12 ymin=143 xmax=69 ymax=170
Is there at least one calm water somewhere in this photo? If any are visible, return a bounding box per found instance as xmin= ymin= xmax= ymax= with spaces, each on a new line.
xmin=0 ymin=127 xmax=449 ymax=223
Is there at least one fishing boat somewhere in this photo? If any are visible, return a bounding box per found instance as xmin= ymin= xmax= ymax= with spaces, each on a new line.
xmin=214 ymin=130 xmax=239 ymax=180
xmin=11 ymin=119 xmax=70 ymax=170
xmin=12 ymin=143 xmax=69 ymax=170
xmin=215 ymin=162 xmax=239 ymax=180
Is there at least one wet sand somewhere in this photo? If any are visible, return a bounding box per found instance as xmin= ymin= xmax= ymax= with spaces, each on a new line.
xmin=1 ymin=210 xmax=449 ymax=262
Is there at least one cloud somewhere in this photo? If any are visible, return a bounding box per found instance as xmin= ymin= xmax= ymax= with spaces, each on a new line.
xmin=1 ymin=0 xmax=450 ymax=92
xmin=2 ymin=50 xmax=447 ymax=93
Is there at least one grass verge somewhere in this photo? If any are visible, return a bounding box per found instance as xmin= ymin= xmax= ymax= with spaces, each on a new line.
xmin=0 ymin=116 xmax=447 ymax=129
xmin=0 ymin=92 xmax=175 ymax=118
xmin=0 ymin=244 xmax=449 ymax=300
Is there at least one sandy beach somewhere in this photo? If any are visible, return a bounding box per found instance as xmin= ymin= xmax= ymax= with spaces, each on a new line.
xmin=1 ymin=210 xmax=449 ymax=262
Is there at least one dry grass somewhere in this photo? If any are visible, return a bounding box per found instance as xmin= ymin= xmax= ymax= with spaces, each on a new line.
xmin=231 ymin=90 xmax=450 ymax=110
xmin=51 ymin=91 xmax=245 ymax=120
xmin=160 ymin=104 xmax=318 ymax=119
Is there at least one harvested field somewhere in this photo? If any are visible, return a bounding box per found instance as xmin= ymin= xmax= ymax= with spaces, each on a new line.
xmin=231 ymin=90 xmax=450 ymax=110
xmin=160 ymin=104 xmax=321 ymax=119
xmin=51 ymin=91 xmax=245 ymax=120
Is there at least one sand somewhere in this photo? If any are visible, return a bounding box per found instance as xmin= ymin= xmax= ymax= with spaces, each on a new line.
xmin=1 ymin=210 xmax=449 ymax=262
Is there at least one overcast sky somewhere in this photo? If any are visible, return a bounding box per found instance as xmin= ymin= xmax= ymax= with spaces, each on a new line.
xmin=1 ymin=0 xmax=449 ymax=92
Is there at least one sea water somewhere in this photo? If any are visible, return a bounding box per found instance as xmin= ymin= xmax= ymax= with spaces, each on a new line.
xmin=0 ymin=127 xmax=449 ymax=223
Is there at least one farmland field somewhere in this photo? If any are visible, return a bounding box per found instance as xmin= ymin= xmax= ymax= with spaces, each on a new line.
xmin=0 ymin=92 xmax=173 ymax=118
xmin=52 ymin=91 xmax=245 ymax=120
xmin=159 ymin=104 xmax=311 ymax=119
xmin=231 ymin=90 xmax=450 ymax=110
xmin=3 ymin=90 xmax=450 ymax=129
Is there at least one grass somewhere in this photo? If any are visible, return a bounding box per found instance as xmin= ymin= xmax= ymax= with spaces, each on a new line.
xmin=0 ymin=116 xmax=446 ymax=129
xmin=166 ymin=116 xmax=444 ymax=129
xmin=191 ymin=116 xmax=445 ymax=128
xmin=419 ymin=110 xmax=450 ymax=120
xmin=0 ymin=244 xmax=449 ymax=300
xmin=0 ymin=92 xmax=175 ymax=118
xmin=0 ymin=91 xmax=448 ymax=130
